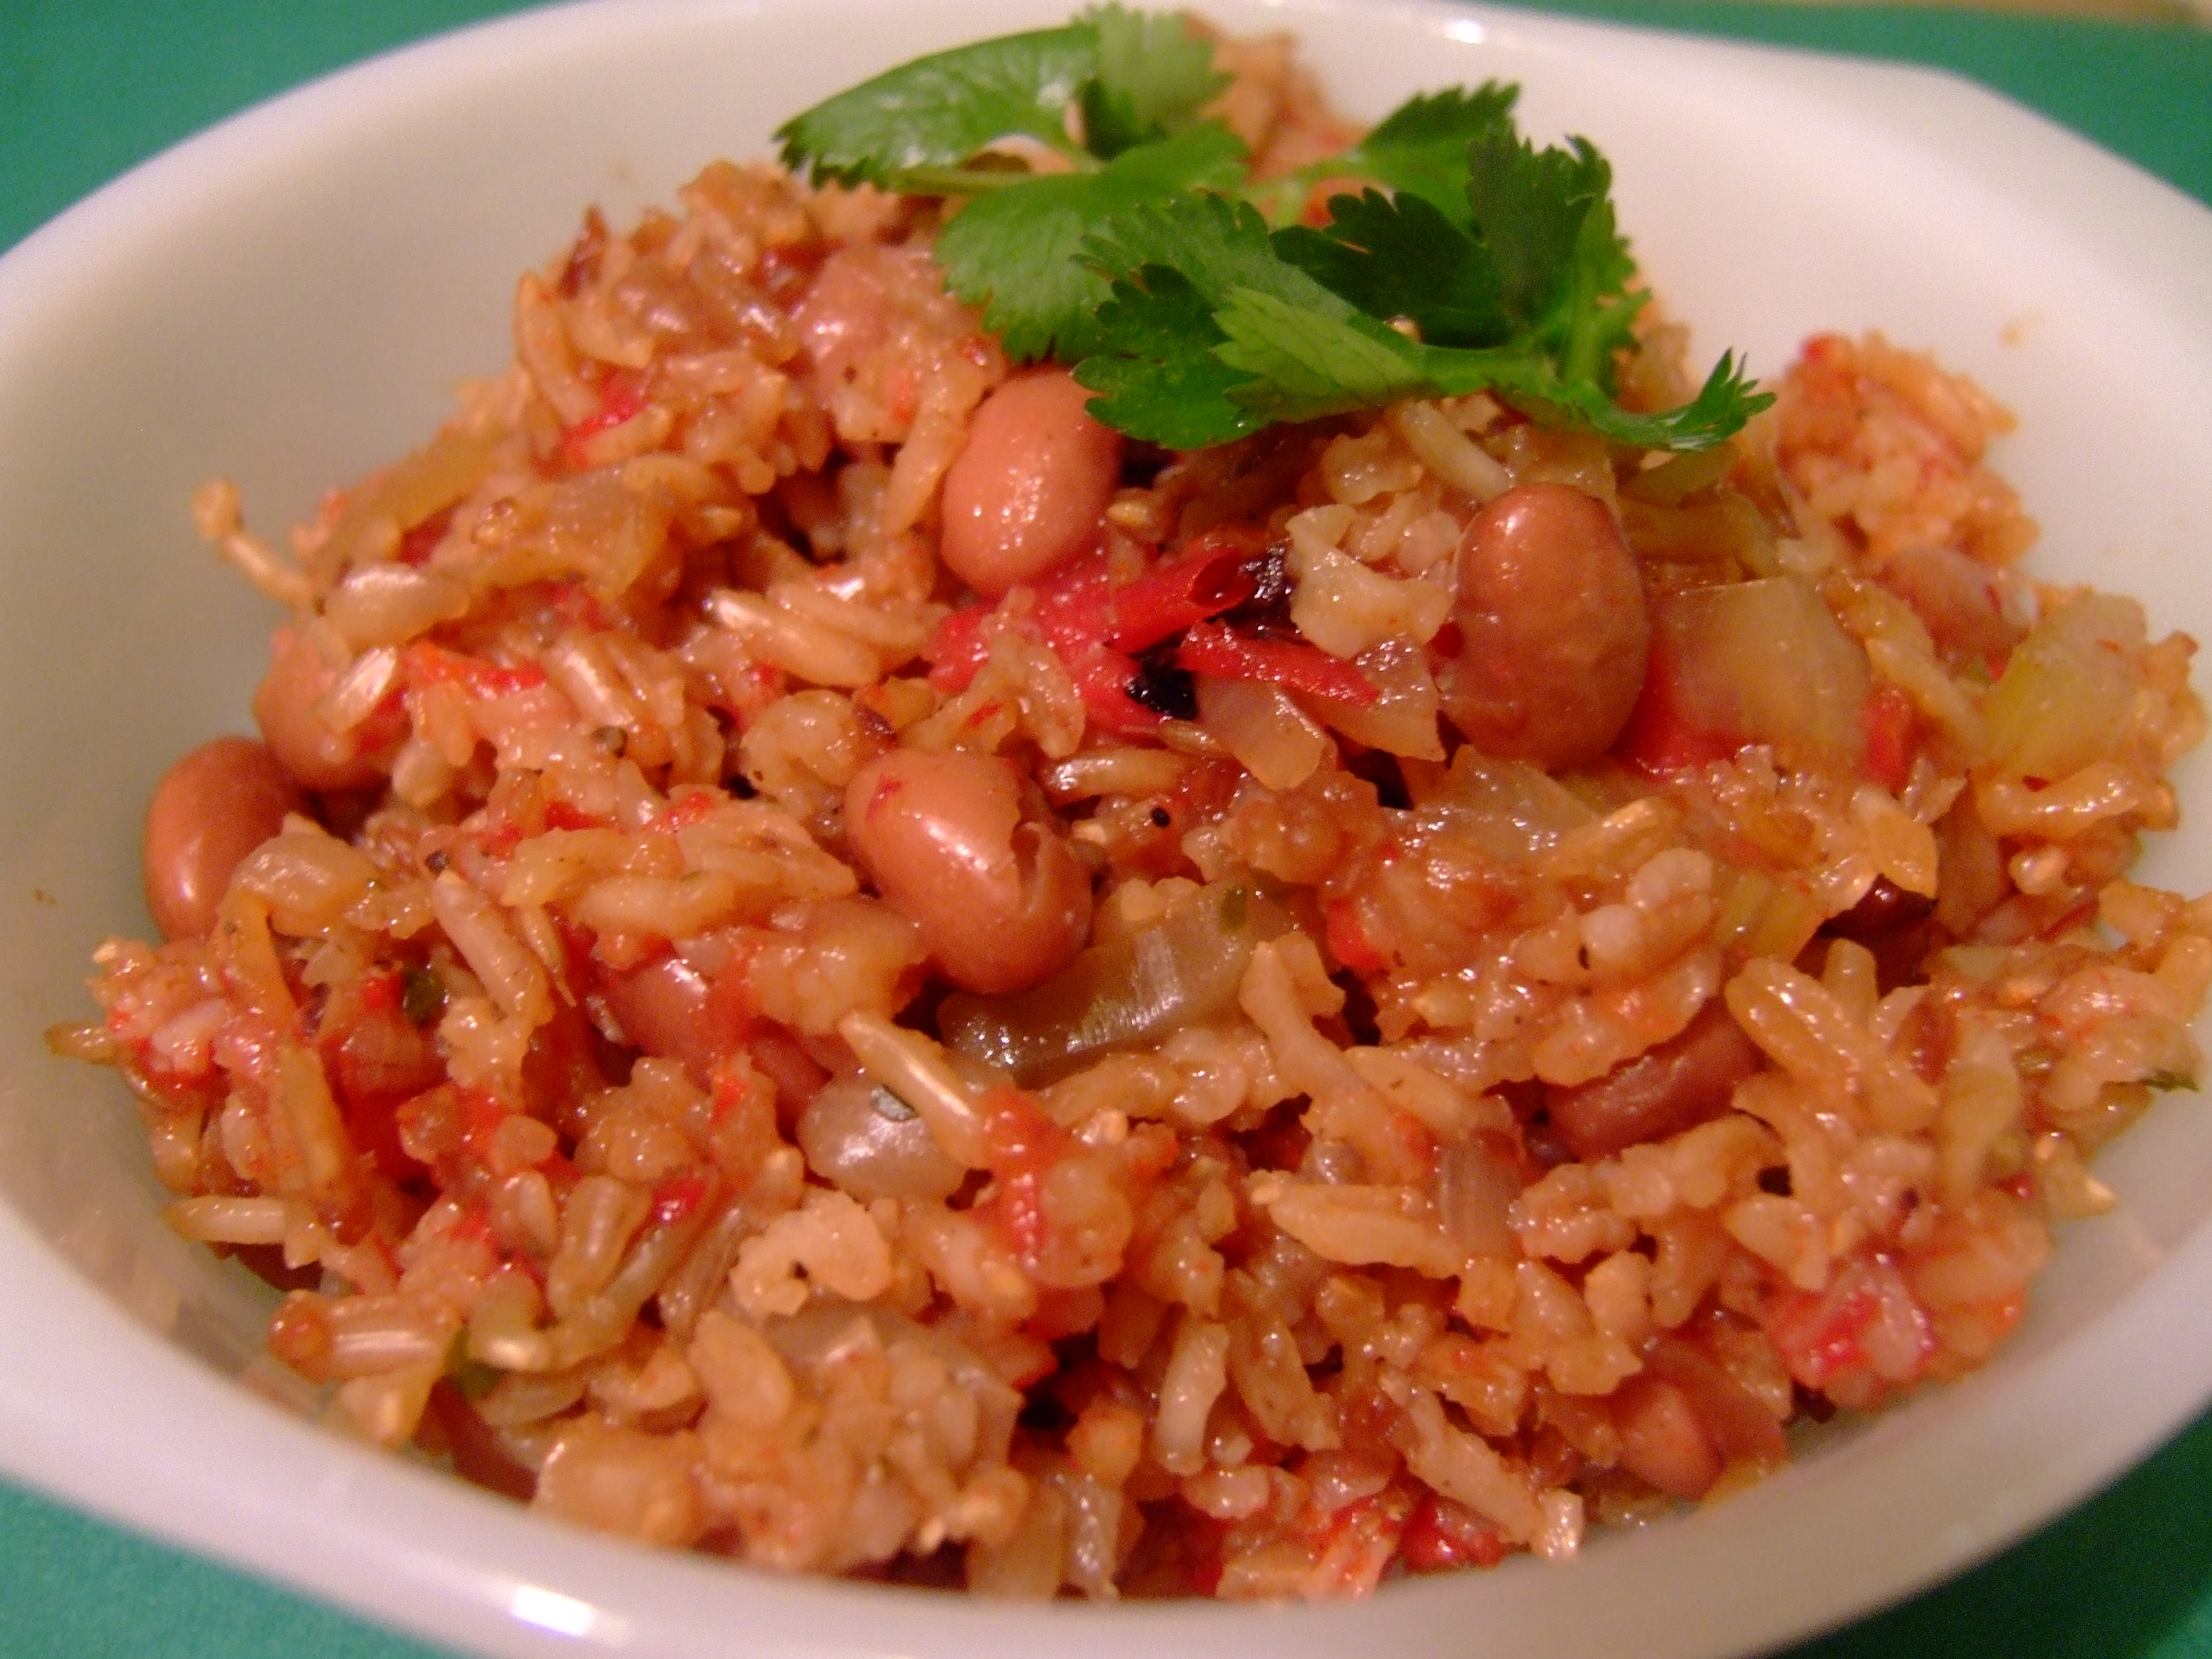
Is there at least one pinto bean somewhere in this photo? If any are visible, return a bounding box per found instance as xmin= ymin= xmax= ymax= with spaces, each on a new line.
xmin=1545 ymin=999 xmax=1760 ymax=1162
xmin=939 ymin=368 xmax=1122 ymax=597
xmin=844 ymin=748 xmax=1090 ymax=994
xmin=142 ymin=736 xmax=304 ymax=940
xmin=597 ymin=954 xmax=826 ymax=1114
xmin=1613 ymin=1374 xmax=1723 ymax=1501
xmin=597 ymin=954 xmax=746 ymax=1088
xmin=1440 ymin=482 xmax=1649 ymax=767
xmin=253 ymin=623 xmax=388 ymax=791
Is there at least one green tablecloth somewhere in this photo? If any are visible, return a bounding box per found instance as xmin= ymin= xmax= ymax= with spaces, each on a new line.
xmin=3 ymin=2 xmax=2209 ymax=1655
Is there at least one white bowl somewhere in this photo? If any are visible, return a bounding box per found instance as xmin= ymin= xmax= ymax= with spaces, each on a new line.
xmin=3 ymin=2 xmax=2210 ymax=1656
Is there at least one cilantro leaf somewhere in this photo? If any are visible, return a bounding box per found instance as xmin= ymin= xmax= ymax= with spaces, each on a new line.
xmin=1211 ymin=289 xmax=1434 ymax=426
xmin=935 ymin=126 xmax=1247 ymax=361
xmin=1321 ymin=84 xmax=1519 ymax=227
xmin=1464 ymin=127 xmax=1621 ymax=332
xmin=777 ymin=11 xmax=1773 ymax=453
xmin=1556 ymin=193 xmax=1641 ymax=385
xmin=1077 ymin=184 xmax=1768 ymax=451
xmin=1423 ymin=343 xmax=1769 ymax=451
xmin=776 ymin=25 xmax=1099 ymax=185
xmin=1085 ymin=190 xmax=1346 ymax=318
xmin=1271 ymin=189 xmax=1508 ymax=348
xmin=1079 ymin=192 xmax=1348 ymax=445
xmin=1081 ymin=4 xmax=1230 ymax=159
xmin=1081 ymin=193 xmax=1436 ymax=440
xmin=1077 ymin=268 xmax=1259 ymax=448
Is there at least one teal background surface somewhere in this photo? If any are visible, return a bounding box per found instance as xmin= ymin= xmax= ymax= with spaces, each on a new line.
xmin=3 ymin=3 xmax=2209 ymax=1656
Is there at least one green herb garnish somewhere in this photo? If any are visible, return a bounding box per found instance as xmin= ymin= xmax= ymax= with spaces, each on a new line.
xmin=443 ymin=1330 xmax=500 ymax=1400
xmin=1220 ymin=883 xmax=1249 ymax=930
xmin=401 ymin=963 xmax=446 ymax=1028
xmin=777 ymin=7 xmax=1769 ymax=451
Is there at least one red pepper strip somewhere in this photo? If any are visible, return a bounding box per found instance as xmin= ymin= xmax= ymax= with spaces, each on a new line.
xmin=1176 ymin=622 xmax=1378 ymax=706
xmin=1064 ymin=647 xmax=1164 ymax=736
xmin=1103 ymin=533 xmax=1261 ymax=653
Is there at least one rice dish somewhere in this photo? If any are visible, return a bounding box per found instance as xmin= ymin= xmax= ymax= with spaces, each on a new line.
xmin=47 ymin=15 xmax=2208 ymax=1600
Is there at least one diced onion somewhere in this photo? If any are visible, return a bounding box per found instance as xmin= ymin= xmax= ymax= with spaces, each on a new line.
xmin=941 ymin=882 xmax=1293 ymax=1084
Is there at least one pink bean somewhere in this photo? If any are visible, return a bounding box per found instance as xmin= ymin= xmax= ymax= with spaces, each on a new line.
xmin=142 ymin=736 xmax=304 ymax=939
xmin=1613 ymin=1374 xmax=1723 ymax=1501
xmin=1440 ymin=483 xmax=1649 ymax=768
xmin=253 ymin=624 xmax=389 ymax=791
xmin=939 ymin=368 xmax=1122 ymax=597
xmin=844 ymin=748 xmax=1090 ymax=994
xmin=1545 ymin=1000 xmax=1759 ymax=1162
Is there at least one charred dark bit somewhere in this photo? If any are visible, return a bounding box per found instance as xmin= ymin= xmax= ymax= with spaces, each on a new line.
xmin=1128 ymin=651 xmax=1198 ymax=720
xmin=1219 ymin=543 xmax=1295 ymax=637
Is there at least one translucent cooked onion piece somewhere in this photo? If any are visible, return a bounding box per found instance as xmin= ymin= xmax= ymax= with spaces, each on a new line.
xmin=1621 ymin=576 xmax=1871 ymax=775
xmin=1981 ymin=592 xmax=2145 ymax=783
xmin=939 ymin=882 xmax=1293 ymax=1085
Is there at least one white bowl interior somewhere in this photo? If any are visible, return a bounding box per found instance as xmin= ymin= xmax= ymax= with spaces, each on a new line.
xmin=1 ymin=2 xmax=2210 ymax=1657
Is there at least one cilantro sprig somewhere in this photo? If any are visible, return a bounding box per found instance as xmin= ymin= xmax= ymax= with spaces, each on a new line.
xmin=776 ymin=7 xmax=1769 ymax=452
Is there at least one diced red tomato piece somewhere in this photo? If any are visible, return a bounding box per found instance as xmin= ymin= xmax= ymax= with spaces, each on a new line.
xmin=1400 ymin=1493 xmax=1508 ymax=1573
xmin=557 ymin=370 xmax=649 ymax=471
xmin=1615 ymin=649 xmax=1743 ymax=775
xmin=319 ymin=975 xmax=442 ymax=1180
xmin=542 ymin=800 xmax=608 ymax=832
xmin=654 ymin=788 xmax=722 ymax=833
xmin=982 ymin=1086 xmax=1069 ymax=1176
xmin=545 ymin=580 xmax=612 ymax=632
xmin=1325 ymin=896 xmax=1391 ymax=974
xmin=1863 ymin=684 xmax=1918 ymax=791
xmin=1065 ymin=646 xmax=1169 ymax=736
xmin=977 ymin=1086 xmax=1077 ymax=1266
xmin=357 ymin=972 xmax=401 ymax=1015
xmin=650 ymin=1169 xmax=710 ymax=1227
xmin=396 ymin=509 xmax=452 ymax=566
xmin=1762 ymin=1279 xmax=1880 ymax=1389
xmin=924 ymin=605 xmax=991 ymax=693
xmin=405 ymin=641 xmax=547 ymax=698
